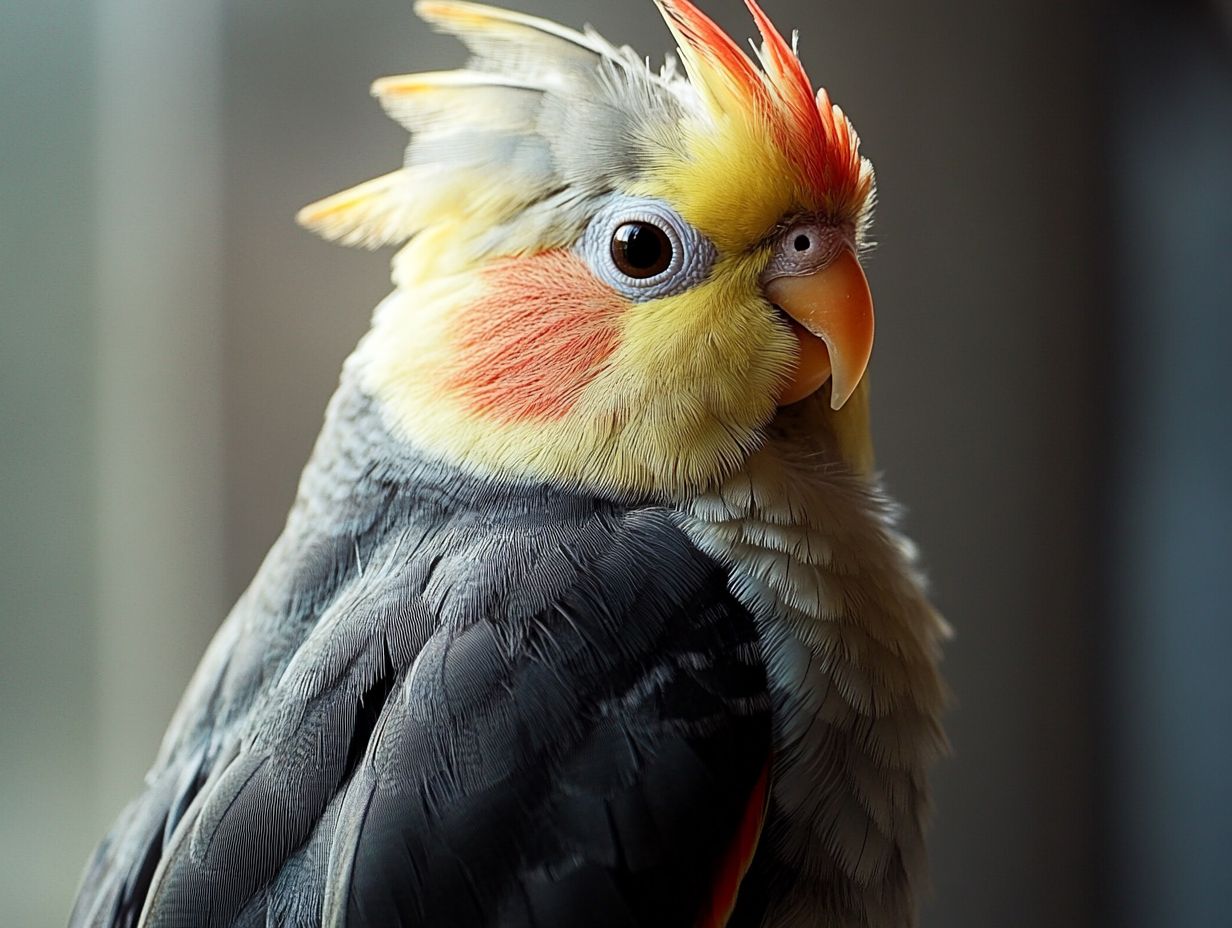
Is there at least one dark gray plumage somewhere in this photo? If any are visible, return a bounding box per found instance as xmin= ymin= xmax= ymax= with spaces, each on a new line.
xmin=71 ymin=367 xmax=772 ymax=927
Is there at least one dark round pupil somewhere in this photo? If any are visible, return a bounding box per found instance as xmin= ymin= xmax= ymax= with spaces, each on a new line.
xmin=793 ymin=234 xmax=812 ymax=252
xmin=611 ymin=222 xmax=672 ymax=278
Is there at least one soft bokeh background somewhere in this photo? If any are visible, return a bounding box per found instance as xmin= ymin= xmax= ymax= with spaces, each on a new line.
xmin=2 ymin=0 xmax=1229 ymax=925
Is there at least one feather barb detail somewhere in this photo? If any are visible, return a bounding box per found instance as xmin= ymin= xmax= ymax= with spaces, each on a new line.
xmin=654 ymin=0 xmax=871 ymax=217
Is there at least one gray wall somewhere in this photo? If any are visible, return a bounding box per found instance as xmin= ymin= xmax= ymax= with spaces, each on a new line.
xmin=1108 ymin=5 xmax=1232 ymax=927
xmin=1 ymin=4 xmax=99 ymax=926
xmin=2 ymin=1 xmax=1228 ymax=927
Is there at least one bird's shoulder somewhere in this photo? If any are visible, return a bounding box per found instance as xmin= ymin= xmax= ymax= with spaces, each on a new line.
xmin=72 ymin=390 xmax=774 ymax=928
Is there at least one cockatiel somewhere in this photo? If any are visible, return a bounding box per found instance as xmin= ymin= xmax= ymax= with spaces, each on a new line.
xmin=71 ymin=1 xmax=947 ymax=926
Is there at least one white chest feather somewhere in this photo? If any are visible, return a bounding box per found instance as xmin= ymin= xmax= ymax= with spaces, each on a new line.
xmin=679 ymin=445 xmax=948 ymax=928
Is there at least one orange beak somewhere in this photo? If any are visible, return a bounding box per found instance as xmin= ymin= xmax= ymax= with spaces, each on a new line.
xmin=766 ymin=248 xmax=875 ymax=409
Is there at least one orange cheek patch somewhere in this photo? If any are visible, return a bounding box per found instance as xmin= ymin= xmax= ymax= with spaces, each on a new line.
xmin=445 ymin=250 xmax=626 ymax=422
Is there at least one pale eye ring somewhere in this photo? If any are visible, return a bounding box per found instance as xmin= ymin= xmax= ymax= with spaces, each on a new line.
xmin=764 ymin=219 xmax=847 ymax=278
xmin=578 ymin=195 xmax=717 ymax=301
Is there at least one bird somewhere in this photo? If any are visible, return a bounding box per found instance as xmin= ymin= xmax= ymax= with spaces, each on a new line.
xmin=70 ymin=1 xmax=948 ymax=926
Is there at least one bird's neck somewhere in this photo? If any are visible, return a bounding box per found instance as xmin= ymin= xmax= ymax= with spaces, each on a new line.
xmin=677 ymin=414 xmax=948 ymax=927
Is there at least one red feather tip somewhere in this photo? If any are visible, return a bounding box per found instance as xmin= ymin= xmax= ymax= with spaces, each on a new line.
xmin=656 ymin=0 xmax=871 ymax=217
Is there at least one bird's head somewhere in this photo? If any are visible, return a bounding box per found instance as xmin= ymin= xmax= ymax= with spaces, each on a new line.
xmin=300 ymin=0 xmax=877 ymax=499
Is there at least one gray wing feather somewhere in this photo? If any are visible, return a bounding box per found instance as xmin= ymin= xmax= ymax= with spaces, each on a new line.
xmin=72 ymin=379 xmax=769 ymax=928
xmin=70 ymin=382 xmax=422 ymax=927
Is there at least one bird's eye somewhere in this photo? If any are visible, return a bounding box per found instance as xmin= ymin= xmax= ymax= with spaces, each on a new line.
xmin=611 ymin=222 xmax=673 ymax=278
xmin=793 ymin=234 xmax=812 ymax=252
xmin=578 ymin=195 xmax=717 ymax=301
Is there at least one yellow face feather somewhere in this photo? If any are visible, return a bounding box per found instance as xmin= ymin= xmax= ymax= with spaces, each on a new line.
xmin=305 ymin=0 xmax=878 ymax=498
xmin=358 ymin=226 xmax=796 ymax=497
xmin=632 ymin=114 xmax=798 ymax=255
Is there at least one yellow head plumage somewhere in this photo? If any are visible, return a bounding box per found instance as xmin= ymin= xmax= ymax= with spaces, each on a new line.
xmin=299 ymin=0 xmax=878 ymax=498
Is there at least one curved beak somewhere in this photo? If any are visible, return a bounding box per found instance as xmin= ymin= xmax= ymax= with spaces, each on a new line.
xmin=765 ymin=248 xmax=875 ymax=409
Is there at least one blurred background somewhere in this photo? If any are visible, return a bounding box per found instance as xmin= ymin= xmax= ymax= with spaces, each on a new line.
xmin=2 ymin=0 xmax=1229 ymax=925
